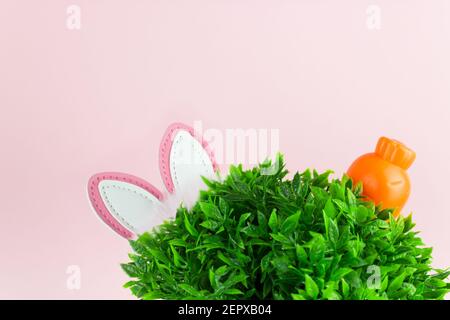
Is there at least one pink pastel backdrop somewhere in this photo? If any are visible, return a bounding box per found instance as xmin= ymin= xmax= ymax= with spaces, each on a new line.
xmin=1 ymin=0 xmax=450 ymax=299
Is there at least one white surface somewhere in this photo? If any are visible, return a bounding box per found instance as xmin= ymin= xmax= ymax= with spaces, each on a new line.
xmin=169 ymin=130 xmax=215 ymax=207
xmin=98 ymin=180 xmax=165 ymax=234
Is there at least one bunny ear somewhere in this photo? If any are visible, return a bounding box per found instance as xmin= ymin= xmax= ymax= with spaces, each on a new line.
xmin=159 ymin=123 xmax=218 ymax=205
xmin=88 ymin=172 xmax=166 ymax=239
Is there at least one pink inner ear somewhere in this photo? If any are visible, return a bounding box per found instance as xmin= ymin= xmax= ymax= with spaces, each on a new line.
xmin=87 ymin=172 xmax=164 ymax=239
xmin=159 ymin=122 xmax=219 ymax=194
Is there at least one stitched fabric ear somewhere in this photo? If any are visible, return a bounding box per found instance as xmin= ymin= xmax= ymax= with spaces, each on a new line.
xmin=159 ymin=123 xmax=219 ymax=207
xmin=88 ymin=172 xmax=166 ymax=239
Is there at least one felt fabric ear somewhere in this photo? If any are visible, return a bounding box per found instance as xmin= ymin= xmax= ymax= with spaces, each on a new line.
xmin=159 ymin=123 xmax=218 ymax=207
xmin=88 ymin=123 xmax=220 ymax=239
xmin=88 ymin=173 xmax=165 ymax=239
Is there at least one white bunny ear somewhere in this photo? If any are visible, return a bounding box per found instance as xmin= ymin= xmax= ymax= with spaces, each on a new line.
xmin=159 ymin=123 xmax=218 ymax=207
xmin=88 ymin=173 xmax=167 ymax=239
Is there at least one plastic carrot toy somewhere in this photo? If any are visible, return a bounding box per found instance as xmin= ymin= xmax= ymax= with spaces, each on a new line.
xmin=347 ymin=137 xmax=416 ymax=217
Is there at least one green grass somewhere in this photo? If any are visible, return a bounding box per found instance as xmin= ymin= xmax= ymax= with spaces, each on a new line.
xmin=122 ymin=155 xmax=449 ymax=300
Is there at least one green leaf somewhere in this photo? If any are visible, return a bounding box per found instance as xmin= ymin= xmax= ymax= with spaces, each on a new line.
xmin=217 ymin=251 xmax=234 ymax=266
xmin=183 ymin=213 xmax=198 ymax=237
xmin=224 ymin=273 xmax=248 ymax=287
xmin=216 ymin=265 xmax=228 ymax=276
xmin=425 ymin=277 xmax=447 ymax=288
xmin=170 ymin=245 xmax=185 ymax=267
xmin=268 ymin=209 xmax=278 ymax=231
xmin=380 ymin=276 xmax=389 ymax=292
xmin=323 ymin=212 xmax=339 ymax=245
xmin=324 ymin=198 xmax=337 ymax=218
xmin=261 ymin=253 xmax=272 ymax=273
xmin=331 ymin=268 xmax=353 ymax=281
xmin=296 ymin=244 xmax=308 ymax=264
xmin=341 ymin=279 xmax=350 ymax=298
xmin=224 ymin=288 xmax=243 ymax=295
xmin=347 ymin=189 xmax=357 ymax=206
xmin=270 ymin=233 xmax=290 ymax=244
xmin=322 ymin=283 xmax=341 ymax=300
xmin=121 ymin=263 xmax=140 ymax=278
xmin=178 ymin=284 xmax=200 ymax=296
xmin=200 ymin=220 xmax=220 ymax=231
xmin=199 ymin=201 xmax=222 ymax=220
xmin=209 ymin=268 xmax=217 ymax=289
xmin=305 ymin=274 xmax=319 ymax=299
xmin=292 ymin=292 xmax=307 ymax=300
xmin=356 ymin=205 xmax=368 ymax=223
xmin=388 ymin=272 xmax=407 ymax=293
xmin=237 ymin=212 xmax=252 ymax=228
xmin=219 ymin=198 xmax=230 ymax=214
xmin=281 ymin=211 xmax=301 ymax=234
xmin=333 ymin=199 xmax=349 ymax=213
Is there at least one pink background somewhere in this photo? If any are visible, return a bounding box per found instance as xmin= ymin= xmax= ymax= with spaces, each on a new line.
xmin=1 ymin=1 xmax=449 ymax=299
